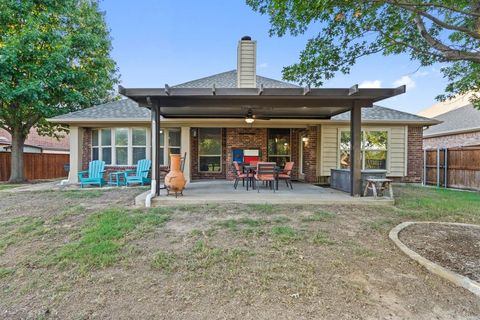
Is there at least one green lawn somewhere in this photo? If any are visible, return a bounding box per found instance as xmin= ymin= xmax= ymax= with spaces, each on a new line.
xmin=0 ymin=184 xmax=479 ymax=319
xmin=0 ymin=184 xmax=20 ymax=191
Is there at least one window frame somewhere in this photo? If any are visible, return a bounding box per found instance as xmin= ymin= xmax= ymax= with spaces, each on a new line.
xmin=267 ymin=128 xmax=292 ymax=165
xmin=91 ymin=127 xmax=151 ymax=166
xmin=198 ymin=128 xmax=223 ymax=173
xmin=337 ymin=127 xmax=390 ymax=172
xmin=158 ymin=128 xmax=182 ymax=166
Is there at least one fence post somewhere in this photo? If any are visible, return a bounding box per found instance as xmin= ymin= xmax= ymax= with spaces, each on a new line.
xmin=436 ymin=147 xmax=440 ymax=188
xmin=423 ymin=149 xmax=426 ymax=186
xmin=444 ymin=147 xmax=448 ymax=188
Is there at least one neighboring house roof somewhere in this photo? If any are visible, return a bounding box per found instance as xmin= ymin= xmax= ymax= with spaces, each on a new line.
xmin=423 ymin=104 xmax=480 ymax=137
xmin=0 ymin=128 xmax=69 ymax=151
xmin=50 ymin=98 xmax=151 ymax=122
xmin=417 ymin=92 xmax=475 ymax=118
xmin=332 ymin=105 xmax=438 ymax=125
xmin=173 ymin=70 xmax=300 ymax=89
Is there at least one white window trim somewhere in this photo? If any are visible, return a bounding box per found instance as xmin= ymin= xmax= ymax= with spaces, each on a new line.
xmin=92 ymin=128 xmax=151 ymax=166
xmin=337 ymin=127 xmax=391 ymax=173
xmin=198 ymin=128 xmax=223 ymax=173
xmin=159 ymin=128 xmax=182 ymax=166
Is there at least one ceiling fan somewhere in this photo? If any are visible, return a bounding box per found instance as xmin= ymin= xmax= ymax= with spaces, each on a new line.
xmin=245 ymin=108 xmax=270 ymax=124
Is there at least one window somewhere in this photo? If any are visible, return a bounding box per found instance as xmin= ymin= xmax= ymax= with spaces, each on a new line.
xmin=132 ymin=128 xmax=147 ymax=163
xmin=92 ymin=129 xmax=112 ymax=165
xmin=268 ymin=129 xmax=291 ymax=166
xmin=158 ymin=128 xmax=181 ymax=166
xmin=115 ymin=128 xmax=128 ymax=165
xmin=339 ymin=129 xmax=388 ymax=170
xmin=199 ymin=128 xmax=222 ymax=172
xmin=91 ymin=128 xmax=150 ymax=165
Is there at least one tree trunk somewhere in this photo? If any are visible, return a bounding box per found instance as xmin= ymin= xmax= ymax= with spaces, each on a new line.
xmin=8 ymin=127 xmax=26 ymax=183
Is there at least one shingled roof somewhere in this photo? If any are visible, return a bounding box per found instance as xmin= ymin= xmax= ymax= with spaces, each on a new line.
xmin=332 ymin=105 xmax=438 ymax=124
xmin=50 ymin=98 xmax=150 ymax=121
xmin=424 ymin=104 xmax=480 ymax=137
xmin=173 ymin=70 xmax=299 ymax=89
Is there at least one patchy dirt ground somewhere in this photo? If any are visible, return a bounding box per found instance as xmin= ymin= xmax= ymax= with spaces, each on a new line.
xmin=400 ymin=223 xmax=480 ymax=282
xmin=0 ymin=185 xmax=479 ymax=319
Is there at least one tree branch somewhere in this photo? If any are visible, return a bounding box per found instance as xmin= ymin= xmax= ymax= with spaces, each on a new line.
xmin=414 ymin=15 xmax=480 ymax=62
xmin=378 ymin=0 xmax=480 ymax=18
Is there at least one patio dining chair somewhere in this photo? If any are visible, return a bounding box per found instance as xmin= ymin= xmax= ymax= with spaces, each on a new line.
xmin=278 ymin=162 xmax=294 ymax=189
xmin=232 ymin=161 xmax=253 ymax=189
xmin=254 ymin=162 xmax=277 ymax=193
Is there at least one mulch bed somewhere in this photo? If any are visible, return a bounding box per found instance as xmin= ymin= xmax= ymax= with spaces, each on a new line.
xmin=400 ymin=223 xmax=480 ymax=282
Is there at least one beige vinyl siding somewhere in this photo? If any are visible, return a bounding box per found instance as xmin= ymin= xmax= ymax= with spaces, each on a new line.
xmin=320 ymin=125 xmax=339 ymax=176
xmin=319 ymin=124 xmax=408 ymax=177
xmin=389 ymin=126 xmax=407 ymax=176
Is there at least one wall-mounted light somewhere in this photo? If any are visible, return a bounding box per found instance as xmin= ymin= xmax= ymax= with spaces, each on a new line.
xmin=302 ymin=137 xmax=309 ymax=142
xmin=191 ymin=128 xmax=197 ymax=137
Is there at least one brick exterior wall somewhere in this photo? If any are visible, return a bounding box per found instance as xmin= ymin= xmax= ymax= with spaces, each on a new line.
xmin=190 ymin=128 xmax=227 ymax=180
xmin=81 ymin=128 xmax=92 ymax=171
xmin=405 ymin=126 xmax=423 ymax=182
xmin=225 ymin=127 xmax=268 ymax=180
xmin=423 ymin=131 xmax=480 ymax=149
xmin=302 ymin=126 xmax=318 ymax=183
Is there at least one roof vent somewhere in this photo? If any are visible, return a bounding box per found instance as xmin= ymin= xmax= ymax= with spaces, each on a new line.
xmin=241 ymin=35 xmax=252 ymax=41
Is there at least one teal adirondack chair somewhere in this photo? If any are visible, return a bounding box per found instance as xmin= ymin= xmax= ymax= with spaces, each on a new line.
xmin=124 ymin=159 xmax=151 ymax=186
xmin=78 ymin=160 xmax=106 ymax=188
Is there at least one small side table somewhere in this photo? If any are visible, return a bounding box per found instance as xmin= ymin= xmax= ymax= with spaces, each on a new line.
xmin=109 ymin=171 xmax=125 ymax=187
xmin=364 ymin=178 xmax=393 ymax=199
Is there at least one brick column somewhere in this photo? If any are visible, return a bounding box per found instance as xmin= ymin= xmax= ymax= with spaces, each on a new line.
xmin=406 ymin=126 xmax=423 ymax=182
xmin=303 ymin=126 xmax=318 ymax=183
xmin=81 ymin=128 xmax=92 ymax=171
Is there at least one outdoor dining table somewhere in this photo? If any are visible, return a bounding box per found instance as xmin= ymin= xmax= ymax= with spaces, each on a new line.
xmin=242 ymin=164 xmax=281 ymax=191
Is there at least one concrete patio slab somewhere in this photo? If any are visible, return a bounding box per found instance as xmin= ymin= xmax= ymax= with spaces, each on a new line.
xmin=136 ymin=180 xmax=395 ymax=207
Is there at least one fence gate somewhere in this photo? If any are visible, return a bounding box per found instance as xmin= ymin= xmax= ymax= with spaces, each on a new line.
xmin=423 ymin=147 xmax=480 ymax=191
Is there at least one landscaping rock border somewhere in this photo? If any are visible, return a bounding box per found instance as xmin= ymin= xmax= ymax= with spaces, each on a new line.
xmin=389 ymin=221 xmax=480 ymax=297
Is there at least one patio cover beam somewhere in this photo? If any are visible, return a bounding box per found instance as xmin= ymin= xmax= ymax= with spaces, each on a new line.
xmin=120 ymin=85 xmax=405 ymax=198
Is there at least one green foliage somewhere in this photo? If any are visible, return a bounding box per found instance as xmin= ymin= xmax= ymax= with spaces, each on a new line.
xmin=271 ymin=225 xmax=299 ymax=242
xmin=301 ymin=210 xmax=335 ymax=222
xmin=247 ymin=0 xmax=480 ymax=107
xmin=0 ymin=267 xmax=15 ymax=278
xmin=0 ymin=0 xmax=119 ymax=180
xmin=151 ymin=251 xmax=177 ymax=272
xmin=394 ymin=185 xmax=480 ymax=222
xmin=0 ymin=216 xmax=46 ymax=255
xmin=47 ymin=208 xmax=169 ymax=272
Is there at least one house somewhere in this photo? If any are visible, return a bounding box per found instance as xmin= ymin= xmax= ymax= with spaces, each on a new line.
xmin=49 ymin=36 xmax=437 ymax=196
xmin=421 ymin=104 xmax=480 ymax=149
xmin=0 ymin=128 xmax=69 ymax=154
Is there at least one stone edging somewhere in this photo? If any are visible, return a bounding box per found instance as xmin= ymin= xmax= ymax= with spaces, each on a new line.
xmin=389 ymin=221 xmax=480 ymax=297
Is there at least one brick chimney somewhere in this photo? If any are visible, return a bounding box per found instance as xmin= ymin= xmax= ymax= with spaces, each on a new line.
xmin=237 ymin=36 xmax=257 ymax=88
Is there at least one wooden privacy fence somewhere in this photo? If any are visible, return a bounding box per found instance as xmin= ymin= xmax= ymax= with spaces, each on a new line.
xmin=0 ymin=152 xmax=69 ymax=181
xmin=424 ymin=147 xmax=480 ymax=191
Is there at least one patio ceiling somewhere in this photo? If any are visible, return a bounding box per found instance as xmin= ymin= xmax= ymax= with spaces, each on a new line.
xmin=120 ymin=85 xmax=406 ymax=119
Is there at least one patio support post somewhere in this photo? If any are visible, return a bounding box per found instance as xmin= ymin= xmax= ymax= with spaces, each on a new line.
xmin=350 ymin=102 xmax=362 ymax=196
xmin=153 ymin=105 xmax=161 ymax=196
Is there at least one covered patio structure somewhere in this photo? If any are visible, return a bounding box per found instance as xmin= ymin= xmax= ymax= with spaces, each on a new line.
xmin=120 ymin=85 xmax=405 ymax=204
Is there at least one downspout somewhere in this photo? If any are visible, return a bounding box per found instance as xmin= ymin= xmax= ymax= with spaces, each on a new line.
xmin=145 ymin=180 xmax=156 ymax=208
xmin=146 ymin=98 xmax=159 ymax=207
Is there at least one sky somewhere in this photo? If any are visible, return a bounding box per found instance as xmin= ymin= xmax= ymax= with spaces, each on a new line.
xmin=100 ymin=0 xmax=449 ymax=114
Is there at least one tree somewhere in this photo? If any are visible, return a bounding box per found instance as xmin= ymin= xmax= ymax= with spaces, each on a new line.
xmin=0 ymin=0 xmax=118 ymax=182
xmin=247 ymin=0 xmax=480 ymax=107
